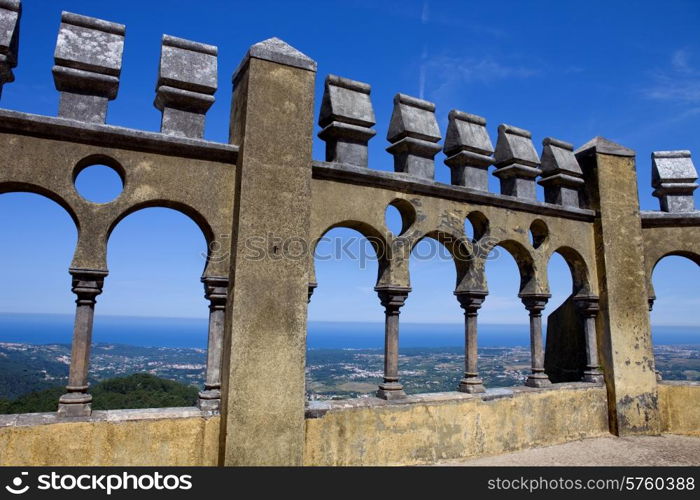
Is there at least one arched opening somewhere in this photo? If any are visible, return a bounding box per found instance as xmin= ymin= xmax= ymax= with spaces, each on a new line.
xmin=650 ymin=254 xmax=700 ymax=381
xmin=95 ymin=207 xmax=210 ymax=409
xmin=481 ymin=243 xmax=533 ymax=387
xmin=307 ymin=226 xmax=383 ymax=401
xmin=0 ymin=192 xmax=77 ymax=413
xmin=397 ymin=235 xmax=466 ymax=394
xmin=543 ymin=251 xmax=584 ymax=383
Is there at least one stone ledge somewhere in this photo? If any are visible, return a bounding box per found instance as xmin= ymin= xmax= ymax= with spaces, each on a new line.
xmin=659 ymin=380 xmax=700 ymax=387
xmin=0 ymin=406 xmax=214 ymax=428
xmin=0 ymin=108 xmax=238 ymax=163
xmin=305 ymin=381 xmax=603 ymax=419
xmin=312 ymin=160 xmax=597 ymax=222
xmin=640 ymin=210 xmax=700 ymax=228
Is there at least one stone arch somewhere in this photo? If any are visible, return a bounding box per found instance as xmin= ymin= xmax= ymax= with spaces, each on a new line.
xmin=548 ymin=246 xmax=592 ymax=297
xmin=310 ymin=220 xmax=389 ymax=287
xmin=648 ymin=250 xmax=700 ymax=305
xmin=405 ymin=229 xmax=474 ymax=290
xmin=485 ymin=239 xmax=539 ymax=295
xmin=0 ymin=181 xmax=81 ymax=232
xmin=106 ymin=200 xmax=216 ymax=275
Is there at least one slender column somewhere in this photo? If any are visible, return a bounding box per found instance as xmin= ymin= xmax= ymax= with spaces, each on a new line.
xmin=198 ymin=276 xmax=228 ymax=413
xmin=455 ymin=291 xmax=487 ymax=393
xmin=521 ymin=294 xmax=551 ymax=388
xmin=574 ymin=296 xmax=604 ymax=383
xmin=375 ymin=287 xmax=410 ymax=400
xmin=57 ymin=269 xmax=106 ymax=417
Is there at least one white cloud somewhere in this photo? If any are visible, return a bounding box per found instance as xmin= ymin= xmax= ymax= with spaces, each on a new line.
xmin=644 ymin=49 xmax=700 ymax=104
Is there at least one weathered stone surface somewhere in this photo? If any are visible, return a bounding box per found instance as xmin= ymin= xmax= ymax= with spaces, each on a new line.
xmin=651 ymin=150 xmax=698 ymax=212
xmin=386 ymin=93 xmax=442 ymax=179
xmin=318 ymin=74 xmax=376 ymax=167
xmin=232 ymin=37 xmax=316 ymax=83
xmin=0 ymin=0 xmax=21 ymax=94
xmin=539 ymin=137 xmax=585 ymax=208
xmin=493 ymin=124 xmax=541 ymax=199
xmin=658 ymin=382 xmax=700 ymax=436
xmin=221 ymin=38 xmax=316 ymax=466
xmin=576 ymin=137 xmax=660 ymax=436
xmin=155 ymin=35 xmax=217 ymax=139
xmin=443 ymin=110 xmax=493 ymax=190
xmin=304 ymin=385 xmax=609 ymax=465
xmin=52 ymin=11 xmax=125 ymax=123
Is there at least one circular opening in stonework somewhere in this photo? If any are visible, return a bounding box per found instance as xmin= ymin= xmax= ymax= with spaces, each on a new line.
xmin=384 ymin=199 xmax=416 ymax=236
xmin=529 ymin=219 xmax=549 ymax=249
xmin=465 ymin=211 xmax=489 ymax=242
xmin=73 ymin=157 xmax=125 ymax=204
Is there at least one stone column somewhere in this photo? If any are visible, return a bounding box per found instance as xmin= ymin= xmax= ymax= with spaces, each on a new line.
xmin=198 ymin=276 xmax=227 ymax=413
xmin=57 ymin=269 xmax=106 ymax=417
xmin=375 ymin=287 xmax=410 ymax=400
xmin=0 ymin=0 xmax=21 ymax=99
xmin=573 ymin=296 xmax=604 ymax=383
xmin=220 ymin=38 xmax=316 ymax=465
xmin=575 ymin=137 xmax=660 ymax=435
xmin=521 ymin=294 xmax=551 ymax=388
xmin=455 ymin=291 xmax=487 ymax=393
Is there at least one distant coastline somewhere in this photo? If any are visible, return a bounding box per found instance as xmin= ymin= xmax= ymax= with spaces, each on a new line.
xmin=0 ymin=313 xmax=698 ymax=349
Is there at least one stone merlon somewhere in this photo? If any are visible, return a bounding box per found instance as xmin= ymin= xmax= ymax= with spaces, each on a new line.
xmin=443 ymin=110 xmax=493 ymax=190
xmin=652 ymin=150 xmax=698 ymax=213
xmin=52 ymin=11 xmax=126 ymax=123
xmin=154 ymin=34 xmax=218 ymax=139
xmin=386 ymin=93 xmax=441 ymax=179
xmin=318 ymin=74 xmax=376 ymax=167
xmin=493 ymin=123 xmax=541 ymax=200
xmin=0 ymin=0 xmax=21 ymax=95
xmin=539 ymin=137 xmax=585 ymax=208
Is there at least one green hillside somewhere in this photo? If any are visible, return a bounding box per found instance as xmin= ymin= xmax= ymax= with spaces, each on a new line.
xmin=0 ymin=373 xmax=198 ymax=414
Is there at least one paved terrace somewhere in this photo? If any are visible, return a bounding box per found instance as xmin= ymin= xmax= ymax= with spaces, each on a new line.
xmin=439 ymin=435 xmax=700 ymax=466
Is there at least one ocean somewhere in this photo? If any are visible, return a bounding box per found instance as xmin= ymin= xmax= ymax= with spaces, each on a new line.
xmin=0 ymin=313 xmax=698 ymax=349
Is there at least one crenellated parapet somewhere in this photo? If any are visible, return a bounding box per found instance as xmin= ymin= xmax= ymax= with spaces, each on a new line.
xmin=539 ymin=137 xmax=585 ymax=208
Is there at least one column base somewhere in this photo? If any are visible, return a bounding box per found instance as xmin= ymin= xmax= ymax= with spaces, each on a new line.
xmin=583 ymin=370 xmax=604 ymax=384
xmin=525 ymin=373 xmax=551 ymax=388
xmin=458 ymin=377 xmax=486 ymax=394
xmin=376 ymin=383 xmax=406 ymax=400
xmin=57 ymin=392 xmax=92 ymax=417
xmin=197 ymin=389 xmax=221 ymax=413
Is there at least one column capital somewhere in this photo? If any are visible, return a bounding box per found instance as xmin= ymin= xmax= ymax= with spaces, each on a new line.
xmin=202 ymin=275 xmax=228 ymax=309
xmin=520 ymin=293 xmax=550 ymax=314
xmin=69 ymin=268 xmax=107 ymax=303
xmin=375 ymin=286 xmax=410 ymax=314
xmin=454 ymin=290 xmax=487 ymax=313
xmin=307 ymin=281 xmax=317 ymax=303
xmin=573 ymin=295 xmax=600 ymax=316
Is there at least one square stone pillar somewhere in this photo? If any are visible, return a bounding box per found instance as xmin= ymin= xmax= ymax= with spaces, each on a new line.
xmin=575 ymin=137 xmax=660 ymax=436
xmin=220 ymin=38 xmax=316 ymax=465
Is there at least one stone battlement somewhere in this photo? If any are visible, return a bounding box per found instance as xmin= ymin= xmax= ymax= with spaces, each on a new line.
xmin=0 ymin=3 xmax=698 ymax=466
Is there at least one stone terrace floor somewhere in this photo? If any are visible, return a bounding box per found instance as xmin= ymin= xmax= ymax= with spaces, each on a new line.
xmin=437 ymin=435 xmax=700 ymax=466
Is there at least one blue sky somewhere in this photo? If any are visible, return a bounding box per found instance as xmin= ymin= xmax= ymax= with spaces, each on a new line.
xmin=0 ymin=0 xmax=698 ymax=328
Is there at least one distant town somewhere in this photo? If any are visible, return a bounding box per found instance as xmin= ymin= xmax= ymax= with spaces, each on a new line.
xmin=0 ymin=342 xmax=698 ymax=402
